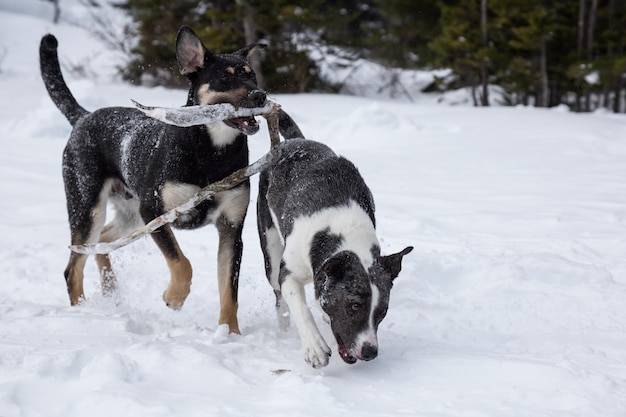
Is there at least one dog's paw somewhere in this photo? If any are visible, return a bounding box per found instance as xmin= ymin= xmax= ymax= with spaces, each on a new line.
xmin=302 ymin=335 xmax=331 ymax=368
xmin=162 ymin=283 xmax=190 ymax=310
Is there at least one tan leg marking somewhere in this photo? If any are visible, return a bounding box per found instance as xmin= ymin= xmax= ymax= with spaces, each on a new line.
xmin=217 ymin=244 xmax=240 ymax=334
xmin=214 ymin=188 xmax=249 ymax=335
xmin=162 ymin=250 xmax=193 ymax=310
xmin=64 ymin=190 xmax=108 ymax=305
xmin=65 ymin=252 xmax=88 ymax=305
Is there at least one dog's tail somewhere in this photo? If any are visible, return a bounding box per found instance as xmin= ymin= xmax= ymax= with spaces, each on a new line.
xmin=39 ymin=34 xmax=89 ymax=126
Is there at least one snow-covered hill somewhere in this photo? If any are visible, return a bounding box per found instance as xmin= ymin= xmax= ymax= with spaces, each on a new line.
xmin=1 ymin=3 xmax=625 ymax=416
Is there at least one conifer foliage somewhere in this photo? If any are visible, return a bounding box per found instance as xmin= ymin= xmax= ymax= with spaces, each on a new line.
xmin=111 ymin=0 xmax=626 ymax=111
xmin=429 ymin=0 xmax=626 ymax=111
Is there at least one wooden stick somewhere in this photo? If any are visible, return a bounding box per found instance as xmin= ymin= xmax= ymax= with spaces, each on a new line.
xmin=70 ymin=103 xmax=282 ymax=255
xmin=131 ymin=99 xmax=277 ymax=127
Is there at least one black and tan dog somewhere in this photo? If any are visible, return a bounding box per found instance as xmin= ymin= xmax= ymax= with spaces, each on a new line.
xmin=39 ymin=26 xmax=300 ymax=334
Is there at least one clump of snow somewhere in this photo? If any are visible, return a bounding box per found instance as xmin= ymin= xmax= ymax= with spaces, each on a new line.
xmin=1 ymin=2 xmax=626 ymax=417
xmin=585 ymin=71 xmax=600 ymax=85
xmin=304 ymin=38 xmax=451 ymax=101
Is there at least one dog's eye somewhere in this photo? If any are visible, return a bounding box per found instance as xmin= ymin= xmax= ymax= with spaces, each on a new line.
xmin=351 ymin=303 xmax=362 ymax=311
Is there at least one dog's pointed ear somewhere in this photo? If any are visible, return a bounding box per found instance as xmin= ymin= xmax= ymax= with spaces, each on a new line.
xmin=234 ymin=41 xmax=267 ymax=60
xmin=379 ymin=246 xmax=413 ymax=279
xmin=176 ymin=26 xmax=210 ymax=75
xmin=322 ymin=253 xmax=348 ymax=281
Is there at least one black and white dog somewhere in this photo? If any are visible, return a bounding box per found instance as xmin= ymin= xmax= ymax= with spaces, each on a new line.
xmin=39 ymin=26 xmax=300 ymax=334
xmin=257 ymin=138 xmax=413 ymax=368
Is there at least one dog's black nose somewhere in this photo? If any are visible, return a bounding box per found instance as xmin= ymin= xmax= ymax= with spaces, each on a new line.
xmin=360 ymin=343 xmax=378 ymax=361
xmin=249 ymin=89 xmax=266 ymax=106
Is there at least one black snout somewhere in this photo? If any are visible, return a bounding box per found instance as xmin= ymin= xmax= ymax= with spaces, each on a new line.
xmin=360 ymin=343 xmax=378 ymax=361
xmin=249 ymin=89 xmax=267 ymax=106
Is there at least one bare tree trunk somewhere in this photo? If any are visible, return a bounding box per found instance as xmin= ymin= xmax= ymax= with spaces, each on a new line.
xmin=577 ymin=0 xmax=586 ymax=55
xmin=554 ymin=81 xmax=561 ymax=107
xmin=587 ymin=0 xmax=599 ymax=58
xmin=575 ymin=0 xmax=587 ymax=111
xmin=614 ymin=76 xmax=623 ymax=113
xmin=574 ymin=91 xmax=582 ymax=112
xmin=583 ymin=0 xmax=599 ymax=112
xmin=480 ymin=0 xmax=489 ymax=106
xmin=471 ymin=78 xmax=479 ymax=107
xmin=51 ymin=0 xmax=60 ymax=23
xmin=235 ymin=0 xmax=264 ymax=89
xmin=539 ymin=36 xmax=549 ymax=107
xmin=604 ymin=0 xmax=615 ymax=111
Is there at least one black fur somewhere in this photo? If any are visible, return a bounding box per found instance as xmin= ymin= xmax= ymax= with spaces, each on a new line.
xmin=40 ymin=26 xmax=302 ymax=335
xmin=259 ymin=139 xmax=375 ymax=239
xmin=309 ymin=229 xmax=343 ymax=273
xmin=257 ymin=138 xmax=413 ymax=368
xmin=40 ymin=34 xmax=88 ymax=125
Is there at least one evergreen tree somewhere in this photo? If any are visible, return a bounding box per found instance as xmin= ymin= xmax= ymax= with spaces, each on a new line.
xmin=429 ymin=0 xmax=490 ymax=105
xmin=492 ymin=0 xmax=560 ymax=107
xmin=116 ymin=0 xmax=334 ymax=92
xmin=373 ymin=0 xmax=442 ymax=68
xmin=110 ymin=0 xmax=626 ymax=111
xmin=580 ymin=0 xmax=626 ymax=111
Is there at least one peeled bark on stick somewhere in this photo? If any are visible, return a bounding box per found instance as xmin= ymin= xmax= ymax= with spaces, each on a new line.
xmin=131 ymin=99 xmax=277 ymax=127
xmin=132 ymin=99 xmax=303 ymax=139
xmin=70 ymin=102 xmax=282 ymax=255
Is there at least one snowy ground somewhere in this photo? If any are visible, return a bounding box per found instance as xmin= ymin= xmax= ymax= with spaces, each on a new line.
xmin=2 ymin=3 xmax=626 ymax=417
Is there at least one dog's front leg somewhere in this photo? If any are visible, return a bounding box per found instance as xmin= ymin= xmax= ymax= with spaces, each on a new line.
xmin=148 ymin=224 xmax=192 ymax=310
xmin=215 ymin=215 xmax=245 ymax=335
xmin=280 ymin=275 xmax=331 ymax=368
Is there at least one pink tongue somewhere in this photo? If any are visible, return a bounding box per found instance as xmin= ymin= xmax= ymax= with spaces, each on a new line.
xmin=235 ymin=116 xmax=255 ymax=127
xmin=340 ymin=346 xmax=349 ymax=357
xmin=339 ymin=345 xmax=356 ymax=363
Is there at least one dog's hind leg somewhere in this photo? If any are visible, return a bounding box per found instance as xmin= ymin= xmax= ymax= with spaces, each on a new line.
xmin=262 ymin=225 xmax=289 ymax=330
xmin=64 ymin=251 xmax=89 ymax=305
xmin=96 ymin=182 xmax=142 ymax=296
xmin=257 ymin=177 xmax=289 ymax=330
xmin=95 ymin=228 xmax=117 ymax=296
xmin=64 ymin=182 xmax=108 ymax=305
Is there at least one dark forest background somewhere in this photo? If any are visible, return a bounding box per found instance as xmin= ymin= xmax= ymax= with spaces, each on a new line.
xmin=54 ymin=0 xmax=626 ymax=112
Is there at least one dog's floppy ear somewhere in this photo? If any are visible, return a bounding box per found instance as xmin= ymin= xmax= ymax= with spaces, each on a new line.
xmin=379 ymin=246 xmax=413 ymax=279
xmin=234 ymin=41 xmax=267 ymax=60
xmin=176 ymin=26 xmax=210 ymax=75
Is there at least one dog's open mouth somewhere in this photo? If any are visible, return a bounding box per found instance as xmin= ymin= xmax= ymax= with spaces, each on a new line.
xmin=225 ymin=116 xmax=260 ymax=135
xmin=339 ymin=344 xmax=357 ymax=364
xmin=335 ymin=335 xmax=357 ymax=364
